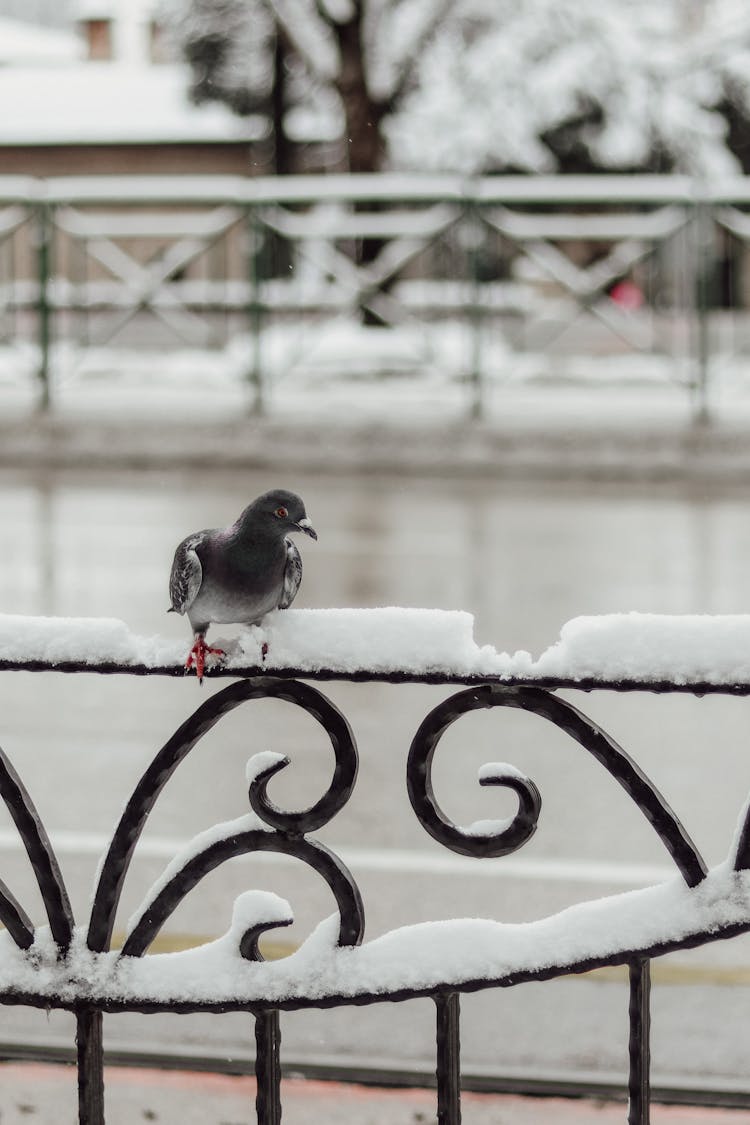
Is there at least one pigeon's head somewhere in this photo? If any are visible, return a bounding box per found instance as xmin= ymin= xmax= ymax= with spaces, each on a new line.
xmin=246 ymin=489 xmax=318 ymax=540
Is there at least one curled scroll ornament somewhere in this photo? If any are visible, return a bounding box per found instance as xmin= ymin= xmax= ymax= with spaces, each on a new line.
xmin=407 ymin=684 xmax=707 ymax=888
xmin=87 ymin=678 xmax=364 ymax=958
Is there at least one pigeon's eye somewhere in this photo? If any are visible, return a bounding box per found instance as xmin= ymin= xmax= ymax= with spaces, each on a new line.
xmin=275 ymin=506 xmax=288 ymax=519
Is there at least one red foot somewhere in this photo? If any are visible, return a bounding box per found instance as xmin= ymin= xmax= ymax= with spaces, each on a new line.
xmin=185 ymin=636 xmax=225 ymax=683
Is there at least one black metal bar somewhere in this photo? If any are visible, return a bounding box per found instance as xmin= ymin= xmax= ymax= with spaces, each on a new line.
xmin=255 ymin=1009 xmax=282 ymax=1125
xmin=628 ymin=959 xmax=651 ymax=1125
xmin=0 ymin=744 xmax=73 ymax=951
xmin=435 ymin=992 xmax=461 ymax=1124
xmin=734 ymin=821 xmax=750 ymax=871
xmin=35 ymin=201 xmax=52 ymax=411
xmin=6 ymin=658 xmax=750 ymax=699
xmin=465 ymin=200 xmax=484 ymax=421
xmin=691 ymin=197 xmax=712 ymax=424
xmin=76 ymin=1009 xmax=105 ymax=1125
xmin=247 ymin=204 xmax=264 ymax=415
xmin=0 ymin=873 xmax=35 ymax=950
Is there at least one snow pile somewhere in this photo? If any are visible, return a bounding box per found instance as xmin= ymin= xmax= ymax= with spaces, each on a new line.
xmin=233 ymin=607 xmax=484 ymax=675
xmin=0 ymin=861 xmax=749 ymax=1006
xmin=3 ymin=609 xmax=750 ymax=684
xmin=241 ymin=609 xmax=750 ymax=683
xmin=527 ymin=612 xmax=750 ymax=684
xmin=0 ymin=614 xmax=184 ymax=668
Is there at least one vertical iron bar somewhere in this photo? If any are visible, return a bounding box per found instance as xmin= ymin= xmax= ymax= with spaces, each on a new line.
xmin=76 ymin=1009 xmax=105 ymax=1125
xmin=691 ymin=195 xmax=711 ymax=424
xmin=628 ymin=958 xmax=651 ymax=1125
xmin=247 ymin=205 xmax=264 ymax=415
xmin=255 ymin=1009 xmax=282 ymax=1124
xmin=465 ymin=200 xmax=484 ymax=421
xmin=435 ymin=991 xmax=461 ymax=1125
xmin=36 ymin=201 xmax=52 ymax=412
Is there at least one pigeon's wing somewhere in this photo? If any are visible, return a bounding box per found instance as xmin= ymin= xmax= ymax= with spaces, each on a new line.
xmin=278 ymin=537 xmax=303 ymax=609
xmin=169 ymin=532 xmax=205 ymax=615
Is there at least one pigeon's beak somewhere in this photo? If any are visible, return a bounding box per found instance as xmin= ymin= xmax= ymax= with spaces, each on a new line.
xmin=296 ymin=518 xmax=318 ymax=540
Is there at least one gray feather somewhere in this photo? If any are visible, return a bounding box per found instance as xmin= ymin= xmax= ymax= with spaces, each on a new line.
xmin=169 ymin=532 xmax=205 ymax=615
xmin=278 ymin=537 xmax=303 ymax=609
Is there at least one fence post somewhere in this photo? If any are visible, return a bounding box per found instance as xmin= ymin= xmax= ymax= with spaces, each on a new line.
xmin=76 ymin=1008 xmax=105 ymax=1125
xmin=35 ymin=201 xmax=52 ymax=412
xmin=464 ymin=198 xmax=484 ymax=421
xmin=628 ymin=958 xmax=651 ymax=1125
xmin=435 ymin=991 xmax=461 ymax=1124
xmin=247 ymin=205 xmax=264 ymax=416
xmin=691 ymin=193 xmax=712 ymax=424
xmin=255 ymin=1009 xmax=282 ymax=1124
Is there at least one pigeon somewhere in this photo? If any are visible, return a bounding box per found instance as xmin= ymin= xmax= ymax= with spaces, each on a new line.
xmin=168 ymin=489 xmax=317 ymax=681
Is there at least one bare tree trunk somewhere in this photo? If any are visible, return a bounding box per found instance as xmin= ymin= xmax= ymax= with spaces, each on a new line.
xmin=332 ymin=6 xmax=391 ymax=323
xmin=271 ymin=32 xmax=293 ymax=175
xmin=335 ymin=8 xmax=386 ymax=175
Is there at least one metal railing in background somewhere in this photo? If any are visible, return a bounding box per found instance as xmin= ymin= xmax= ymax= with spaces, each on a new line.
xmin=1 ymin=653 xmax=750 ymax=1123
xmin=0 ymin=174 xmax=748 ymax=418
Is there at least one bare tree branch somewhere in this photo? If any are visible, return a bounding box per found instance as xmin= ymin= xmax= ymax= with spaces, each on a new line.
xmin=383 ymin=0 xmax=455 ymax=112
xmin=263 ymin=0 xmax=341 ymax=81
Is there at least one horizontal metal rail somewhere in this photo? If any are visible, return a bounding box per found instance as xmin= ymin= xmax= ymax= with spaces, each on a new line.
xmin=0 ymin=173 xmax=712 ymax=207
xmin=2 ymin=173 xmax=750 ymax=419
xmin=4 ymin=655 xmax=750 ymax=695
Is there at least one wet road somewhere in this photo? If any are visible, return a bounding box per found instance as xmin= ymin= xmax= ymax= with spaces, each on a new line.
xmin=1 ymin=466 xmax=750 ymax=1090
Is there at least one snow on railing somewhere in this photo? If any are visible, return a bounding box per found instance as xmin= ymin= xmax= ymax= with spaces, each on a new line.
xmin=0 ymin=173 xmax=707 ymax=207
xmin=2 ymin=608 xmax=750 ymax=1123
xmin=3 ymin=607 xmax=750 ymax=688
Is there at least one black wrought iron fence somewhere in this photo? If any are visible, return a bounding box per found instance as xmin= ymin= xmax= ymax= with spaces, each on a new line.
xmin=1 ymin=651 xmax=750 ymax=1124
xmin=2 ymin=174 xmax=750 ymax=418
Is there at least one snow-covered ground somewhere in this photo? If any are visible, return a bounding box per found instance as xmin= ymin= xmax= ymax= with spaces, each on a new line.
xmin=0 ymin=391 xmax=747 ymax=484
xmin=0 ymin=314 xmax=710 ymax=424
xmin=5 ymin=324 xmax=750 ymax=482
xmin=0 ymin=306 xmax=744 ymax=418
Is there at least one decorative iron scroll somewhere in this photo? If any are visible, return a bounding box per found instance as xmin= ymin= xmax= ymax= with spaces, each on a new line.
xmin=0 ymin=668 xmax=746 ymax=1125
xmin=122 ymin=830 xmax=364 ymax=957
xmin=0 ymin=676 xmax=716 ymax=962
xmin=407 ymin=684 xmax=708 ymax=887
xmin=89 ymin=677 xmax=364 ymax=957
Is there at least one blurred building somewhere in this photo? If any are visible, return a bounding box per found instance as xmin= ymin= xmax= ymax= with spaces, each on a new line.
xmin=0 ymin=0 xmax=268 ymax=176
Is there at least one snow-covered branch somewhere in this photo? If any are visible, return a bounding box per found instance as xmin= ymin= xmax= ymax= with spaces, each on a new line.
xmin=264 ymin=0 xmax=340 ymax=82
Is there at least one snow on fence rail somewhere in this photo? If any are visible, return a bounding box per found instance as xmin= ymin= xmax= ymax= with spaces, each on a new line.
xmin=1 ymin=173 xmax=749 ymax=419
xmin=5 ymin=607 xmax=750 ymax=687
xmin=2 ymin=609 xmax=750 ymax=1122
